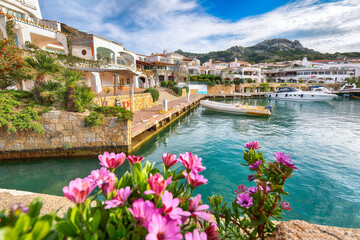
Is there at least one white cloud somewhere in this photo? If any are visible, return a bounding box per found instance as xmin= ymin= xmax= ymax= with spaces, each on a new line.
xmin=40 ymin=0 xmax=360 ymax=54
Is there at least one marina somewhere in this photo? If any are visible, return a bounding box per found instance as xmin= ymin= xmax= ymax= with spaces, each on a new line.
xmin=0 ymin=98 xmax=359 ymax=228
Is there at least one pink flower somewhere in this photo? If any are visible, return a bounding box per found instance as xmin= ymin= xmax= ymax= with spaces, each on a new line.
xmin=128 ymin=155 xmax=145 ymax=165
xmin=98 ymin=152 xmax=126 ymax=170
xmin=189 ymin=194 xmax=211 ymax=221
xmin=161 ymin=190 xmax=190 ymax=223
xmin=179 ymin=152 xmax=206 ymax=172
xmin=236 ymin=193 xmax=253 ymax=209
xmin=274 ymin=152 xmax=298 ymax=170
xmin=259 ymin=182 xmax=271 ymax=193
xmin=249 ymin=160 xmax=262 ymax=171
xmin=185 ymin=229 xmax=207 ymax=240
xmin=162 ymin=153 xmax=178 ymax=168
xmin=128 ymin=198 xmax=161 ymax=228
xmin=244 ymin=141 xmax=261 ymax=150
xmin=144 ymin=173 xmax=172 ymax=195
xmin=234 ymin=184 xmax=247 ymax=194
xmin=146 ymin=213 xmax=182 ymax=240
xmin=86 ymin=167 xmax=116 ymax=195
xmin=183 ymin=170 xmax=208 ymax=187
xmin=63 ymin=178 xmax=92 ymax=204
xmin=205 ymin=222 xmax=219 ymax=240
xmin=247 ymin=186 xmax=258 ymax=195
xmin=104 ymin=186 xmax=132 ymax=209
xmin=280 ymin=201 xmax=292 ymax=211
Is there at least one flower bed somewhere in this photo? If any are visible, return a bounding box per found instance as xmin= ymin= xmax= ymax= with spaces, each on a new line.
xmin=0 ymin=141 xmax=296 ymax=239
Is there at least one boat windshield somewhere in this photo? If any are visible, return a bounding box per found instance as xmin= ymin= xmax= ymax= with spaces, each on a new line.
xmin=276 ymin=87 xmax=299 ymax=93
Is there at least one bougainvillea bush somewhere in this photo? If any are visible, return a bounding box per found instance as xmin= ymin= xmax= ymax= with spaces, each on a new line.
xmin=0 ymin=141 xmax=295 ymax=239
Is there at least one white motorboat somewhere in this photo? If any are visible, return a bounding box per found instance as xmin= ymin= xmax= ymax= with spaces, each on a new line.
xmin=265 ymin=87 xmax=337 ymax=101
xmin=200 ymin=100 xmax=272 ymax=116
xmin=332 ymin=84 xmax=360 ymax=98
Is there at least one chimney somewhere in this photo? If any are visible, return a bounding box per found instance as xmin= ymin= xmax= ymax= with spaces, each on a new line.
xmin=235 ymin=58 xmax=238 ymax=62
xmin=163 ymin=50 xmax=167 ymax=54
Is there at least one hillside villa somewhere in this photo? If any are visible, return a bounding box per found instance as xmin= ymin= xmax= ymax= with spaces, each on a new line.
xmin=0 ymin=0 xmax=68 ymax=54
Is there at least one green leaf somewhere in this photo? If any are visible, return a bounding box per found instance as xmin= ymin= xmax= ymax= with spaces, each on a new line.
xmin=31 ymin=220 xmax=51 ymax=240
xmin=90 ymin=210 xmax=101 ymax=232
xmin=106 ymin=223 xmax=117 ymax=239
xmin=277 ymin=174 xmax=285 ymax=179
xmin=27 ymin=198 xmax=43 ymax=218
xmin=42 ymin=230 xmax=59 ymax=240
xmin=245 ymin=218 xmax=266 ymax=227
xmin=260 ymin=213 xmax=269 ymax=223
xmin=55 ymin=221 xmax=78 ymax=237
xmin=0 ymin=227 xmax=17 ymax=240
xmin=117 ymin=224 xmax=126 ymax=237
xmin=14 ymin=214 xmax=30 ymax=235
xmin=224 ymin=209 xmax=231 ymax=228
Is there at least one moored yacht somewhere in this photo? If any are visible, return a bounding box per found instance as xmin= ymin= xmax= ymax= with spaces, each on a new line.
xmin=265 ymin=87 xmax=337 ymax=101
xmin=332 ymin=84 xmax=360 ymax=98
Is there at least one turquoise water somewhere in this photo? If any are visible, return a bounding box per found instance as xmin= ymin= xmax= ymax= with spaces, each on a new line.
xmin=0 ymin=99 xmax=359 ymax=228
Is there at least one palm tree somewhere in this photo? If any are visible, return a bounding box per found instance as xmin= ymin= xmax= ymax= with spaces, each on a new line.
xmin=61 ymin=68 xmax=83 ymax=112
xmin=26 ymin=52 xmax=60 ymax=102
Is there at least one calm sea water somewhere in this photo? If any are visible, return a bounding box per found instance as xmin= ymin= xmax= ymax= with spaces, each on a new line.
xmin=0 ymin=99 xmax=359 ymax=228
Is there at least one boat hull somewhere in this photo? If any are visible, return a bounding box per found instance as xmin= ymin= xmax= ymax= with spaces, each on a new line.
xmin=200 ymin=100 xmax=271 ymax=116
xmin=266 ymin=92 xmax=337 ymax=101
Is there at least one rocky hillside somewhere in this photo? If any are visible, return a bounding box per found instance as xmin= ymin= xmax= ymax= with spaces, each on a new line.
xmin=176 ymin=38 xmax=360 ymax=64
xmin=60 ymin=23 xmax=89 ymax=38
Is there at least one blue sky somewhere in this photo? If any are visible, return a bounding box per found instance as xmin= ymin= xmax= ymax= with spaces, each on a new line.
xmin=39 ymin=0 xmax=360 ymax=55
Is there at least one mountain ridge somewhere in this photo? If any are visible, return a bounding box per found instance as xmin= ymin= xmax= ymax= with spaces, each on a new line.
xmin=175 ymin=39 xmax=360 ymax=64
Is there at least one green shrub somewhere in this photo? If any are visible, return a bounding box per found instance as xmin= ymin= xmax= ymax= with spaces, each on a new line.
xmin=84 ymin=112 xmax=105 ymax=127
xmin=233 ymin=79 xmax=245 ymax=85
xmin=172 ymin=86 xmax=183 ymax=96
xmin=0 ymin=198 xmax=56 ymax=239
xmin=0 ymin=90 xmax=48 ymax=133
xmin=160 ymin=81 xmax=167 ymax=87
xmin=144 ymin=88 xmax=159 ymax=102
xmin=247 ymin=78 xmax=253 ymax=83
xmin=183 ymin=86 xmax=189 ymax=93
xmin=167 ymin=81 xmax=175 ymax=88
xmin=206 ymin=80 xmax=215 ymax=86
xmin=260 ymin=83 xmax=270 ymax=92
xmin=215 ymin=80 xmax=221 ymax=85
xmin=224 ymin=80 xmax=232 ymax=86
xmin=190 ymin=76 xmax=198 ymax=81
xmin=74 ymin=83 xmax=95 ymax=112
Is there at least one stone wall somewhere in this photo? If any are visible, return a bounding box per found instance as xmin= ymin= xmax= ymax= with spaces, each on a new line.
xmin=190 ymin=89 xmax=198 ymax=95
xmin=207 ymin=85 xmax=236 ymax=94
xmin=0 ymin=111 xmax=131 ymax=159
xmin=94 ymin=93 xmax=157 ymax=111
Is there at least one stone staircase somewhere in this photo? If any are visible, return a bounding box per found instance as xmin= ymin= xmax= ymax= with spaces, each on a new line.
xmin=158 ymin=88 xmax=180 ymax=103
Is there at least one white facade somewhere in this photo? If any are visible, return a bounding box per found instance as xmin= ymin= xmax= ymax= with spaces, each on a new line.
xmin=0 ymin=0 xmax=68 ymax=53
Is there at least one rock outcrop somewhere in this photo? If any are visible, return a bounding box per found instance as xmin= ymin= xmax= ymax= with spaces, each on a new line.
xmin=269 ymin=220 xmax=360 ymax=240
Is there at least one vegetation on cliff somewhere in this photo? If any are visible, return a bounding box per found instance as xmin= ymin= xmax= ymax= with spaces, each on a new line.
xmin=176 ymin=38 xmax=360 ymax=64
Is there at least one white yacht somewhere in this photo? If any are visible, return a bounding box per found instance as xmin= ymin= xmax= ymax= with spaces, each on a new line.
xmin=265 ymin=87 xmax=338 ymax=101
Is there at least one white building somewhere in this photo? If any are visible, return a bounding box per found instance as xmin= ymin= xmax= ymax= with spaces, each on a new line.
xmin=72 ymin=35 xmax=138 ymax=93
xmin=0 ymin=0 xmax=68 ymax=53
xmin=189 ymin=58 xmax=265 ymax=82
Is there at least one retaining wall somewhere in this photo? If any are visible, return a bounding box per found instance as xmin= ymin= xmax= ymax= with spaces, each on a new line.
xmin=0 ymin=111 xmax=131 ymax=159
xmin=207 ymin=85 xmax=236 ymax=94
xmin=94 ymin=93 xmax=157 ymax=111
